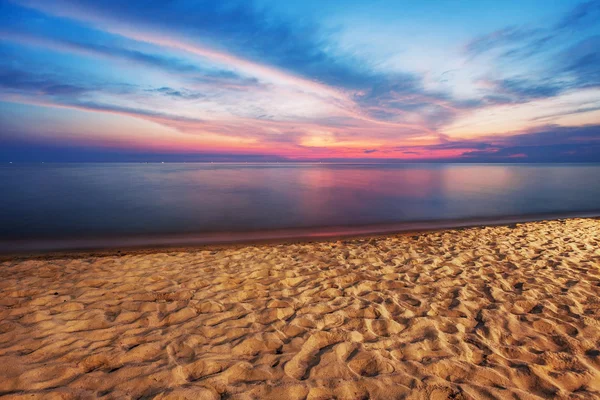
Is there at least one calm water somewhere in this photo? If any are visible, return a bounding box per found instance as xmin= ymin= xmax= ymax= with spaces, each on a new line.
xmin=1 ymin=163 xmax=599 ymax=248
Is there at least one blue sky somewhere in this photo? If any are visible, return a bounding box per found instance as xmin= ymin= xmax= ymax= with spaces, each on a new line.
xmin=1 ymin=0 xmax=599 ymax=161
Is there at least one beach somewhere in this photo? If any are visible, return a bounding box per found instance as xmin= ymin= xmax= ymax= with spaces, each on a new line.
xmin=1 ymin=218 xmax=599 ymax=399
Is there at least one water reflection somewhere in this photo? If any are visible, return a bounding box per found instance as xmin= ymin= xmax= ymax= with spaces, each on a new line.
xmin=0 ymin=163 xmax=599 ymax=241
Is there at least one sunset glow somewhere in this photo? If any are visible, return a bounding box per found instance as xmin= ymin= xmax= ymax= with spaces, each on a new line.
xmin=1 ymin=0 xmax=599 ymax=162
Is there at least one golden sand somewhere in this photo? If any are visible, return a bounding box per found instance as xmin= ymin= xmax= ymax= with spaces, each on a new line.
xmin=1 ymin=218 xmax=599 ymax=399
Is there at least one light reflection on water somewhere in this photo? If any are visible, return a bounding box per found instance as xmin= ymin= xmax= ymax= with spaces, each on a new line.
xmin=0 ymin=163 xmax=599 ymax=241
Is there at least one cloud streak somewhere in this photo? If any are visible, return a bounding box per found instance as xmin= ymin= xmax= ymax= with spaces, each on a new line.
xmin=0 ymin=0 xmax=599 ymax=161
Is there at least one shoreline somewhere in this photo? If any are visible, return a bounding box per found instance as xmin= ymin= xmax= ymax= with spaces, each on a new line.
xmin=2 ymin=211 xmax=599 ymax=258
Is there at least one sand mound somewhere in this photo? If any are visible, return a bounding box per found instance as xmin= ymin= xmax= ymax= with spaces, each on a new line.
xmin=1 ymin=218 xmax=599 ymax=399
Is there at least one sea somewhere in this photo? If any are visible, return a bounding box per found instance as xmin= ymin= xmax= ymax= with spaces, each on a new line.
xmin=1 ymin=163 xmax=599 ymax=252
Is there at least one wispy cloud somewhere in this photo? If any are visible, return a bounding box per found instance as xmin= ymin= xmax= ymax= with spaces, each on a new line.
xmin=0 ymin=0 xmax=599 ymax=161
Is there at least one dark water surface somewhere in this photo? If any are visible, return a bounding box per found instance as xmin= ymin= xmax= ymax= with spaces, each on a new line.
xmin=1 ymin=163 xmax=599 ymax=251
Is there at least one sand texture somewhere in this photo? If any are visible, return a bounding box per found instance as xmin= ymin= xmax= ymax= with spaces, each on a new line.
xmin=1 ymin=218 xmax=600 ymax=399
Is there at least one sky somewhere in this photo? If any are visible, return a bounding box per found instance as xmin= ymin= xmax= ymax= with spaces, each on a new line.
xmin=1 ymin=0 xmax=600 ymax=162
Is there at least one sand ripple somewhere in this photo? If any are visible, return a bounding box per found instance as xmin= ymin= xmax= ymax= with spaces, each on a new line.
xmin=1 ymin=218 xmax=600 ymax=399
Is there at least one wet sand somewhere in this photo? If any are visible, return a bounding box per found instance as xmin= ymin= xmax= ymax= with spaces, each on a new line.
xmin=1 ymin=218 xmax=599 ymax=399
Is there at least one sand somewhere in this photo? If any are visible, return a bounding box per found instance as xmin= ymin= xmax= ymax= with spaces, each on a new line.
xmin=0 ymin=218 xmax=599 ymax=399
